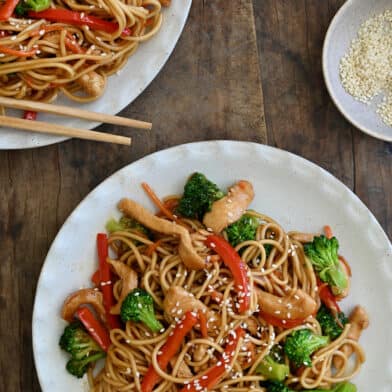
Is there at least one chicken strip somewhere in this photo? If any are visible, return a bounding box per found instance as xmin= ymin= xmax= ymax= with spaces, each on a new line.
xmin=119 ymin=198 xmax=205 ymax=270
xmin=78 ymin=71 xmax=105 ymax=97
xmin=256 ymin=287 xmax=317 ymax=321
xmin=203 ymin=180 xmax=254 ymax=233
xmin=333 ymin=305 xmax=369 ymax=369
xmin=108 ymin=259 xmax=138 ymax=315
xmin=163 ymin=286 xmax=219 ymax=328
xmin=61 ymin=288 xmax=106 ymax=323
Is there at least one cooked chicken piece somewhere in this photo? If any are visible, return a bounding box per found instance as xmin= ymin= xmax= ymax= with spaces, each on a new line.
xmin=237 ymin=341 xmax=256 ymax=369
xmin=169 ymin=355 xmax=193 ymax=377
xmin=289 ymin=231 xmax=315 ymax=243
xmin=61 ymin=288 xmax=105 ymax=322
xmin=108 ymin=259 xmax=138 ymax=315
xmin=256 ymin=287 xmax=317 ymax=321
xmin=333 ymin=306 xmax=369 ymax=369
xmin=119 ymin=198 xmax=205 ymax=270
xmin=203 ymin=180 xmax=254 ymax=233
xmin=78 ymin=71 xmax=105 ymax=97
xmin=163 ymin=286 xmax=218 ymax=323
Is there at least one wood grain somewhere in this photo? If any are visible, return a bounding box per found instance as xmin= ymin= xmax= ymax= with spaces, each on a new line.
xmin=0 ymin=1 xmax=265 ymax=391
xmin=253 ymin=0 xmax=391 ymax=237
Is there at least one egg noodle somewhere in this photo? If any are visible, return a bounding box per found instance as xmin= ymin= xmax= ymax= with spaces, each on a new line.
xmin=0 ymin=0 xmax=166 ymax=103
xmin=86 ymin=200 xmax=365 ymax=391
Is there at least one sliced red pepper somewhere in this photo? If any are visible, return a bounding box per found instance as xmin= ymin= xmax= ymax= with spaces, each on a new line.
xmin=0 ymin=44 xmax=36 ymax=57
xmin=141 ymin=311 xmax=198 ymax=392
xmin=0 ymin=0 xmax=19 ymax=21
xmin=23 ymin=110 xmax=37 ymax=120
xmin=317 ymin=278 xmax=341 ymax=314
xmin=259 ymin=310 xmax=309 ymax=329
xmin=76 ymin=307 xmax=111 ymax=352
xmin=28 ymin=9 xmax=119 ymax=33
xmin=205 ymin=235 xmax=250 ymax=313
xmin=97 ymin=233 xmax=122 ymax=329
xmin=179 ymin=327 xmax=245 ymax=392
xmin=91 ymin=269 xmax=100 ymax=286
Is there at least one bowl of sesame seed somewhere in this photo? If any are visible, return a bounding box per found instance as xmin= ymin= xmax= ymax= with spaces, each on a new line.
xmin=323 ymin=0 xmax=392 ymax=142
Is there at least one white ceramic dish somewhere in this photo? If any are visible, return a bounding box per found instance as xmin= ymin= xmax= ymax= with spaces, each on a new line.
xmin=323 ymin=0 xmax=392 ymax=142
xmin=33 ymin=141 xmax=392 ymax=391
xmin=0 ymin=0 xmax=192 ymax=150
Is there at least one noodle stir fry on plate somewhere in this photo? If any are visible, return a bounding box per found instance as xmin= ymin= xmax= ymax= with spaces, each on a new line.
xmin=59 ymin=173 xmax=368 ymax=391
xmin=0 ymin=0 xmax=168 ymax=102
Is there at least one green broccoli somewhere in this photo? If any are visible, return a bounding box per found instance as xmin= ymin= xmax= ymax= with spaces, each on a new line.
xmin=316 ymin=304 xmax=348 ymax=340
xmin=176 ymin=172 xmax=224 ymax=220
xmin=304 ymin=235 xmax=347 ymax=296
xmin=226 ymin=214 xmax=259 ymax=246
xmin=263 ymin=381 xmax=293 ymax=392
xmin=106 ymin=216 xmax=150 ymax=237
xmin=303 ymin=382 xmax=357 ymax=392
xmin=120 ymin=288 xmax=163 ymax=332
xmin=256 ymin=354 xmax=289 ymax=381
xmin=59 ymin=321 xmax=105 ymax=378
xmin=263 ymin=381 xmax=356 ymax=392
xmin=284 ymin=329 xmax=329 ymax=368
xmin=15 ymin=0 xmax=51 ymax=16
xmin=66 ymin=352 xmax=106 ymax=378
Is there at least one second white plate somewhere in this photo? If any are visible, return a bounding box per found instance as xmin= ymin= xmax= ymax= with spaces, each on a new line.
xmin=0 ymin=0 xmax=192 ymax=150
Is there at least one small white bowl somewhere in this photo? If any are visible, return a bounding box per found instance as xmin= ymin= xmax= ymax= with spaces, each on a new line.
xmin=323 ymin=0 xmax=392 ymax=142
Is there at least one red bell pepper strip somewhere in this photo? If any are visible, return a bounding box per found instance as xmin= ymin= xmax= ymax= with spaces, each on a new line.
xmin=179 ymin=327 xmax=245 ymax=392
xmin=0 ymin=45 xmax=36 ymax=57
xmin=23 ymin=111 xmax=37 ymax=120
xmin=205 ymin=235 xmax=250 ymax=313
xmin=76 ymin=307 xmax=111 ymax=352
xmin=28 ymin=9 xmax=119 ymax=33
xmin=259 ymin=310 xmax=310 ymax=329
xmin=0 ymin=0 xmax=19 ymax=21
xmin=141 ymin=311 xmax=198 ymax=392
xmin=91 ymin=269 xmax=100 ymax=286
xmin=97 ymin=233 xmax=122 ymax=329
xmin=317 ymin=278 xmax=341 ymax=314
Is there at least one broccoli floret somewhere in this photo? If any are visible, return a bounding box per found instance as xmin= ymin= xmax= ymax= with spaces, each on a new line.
xmin=303 ymin=382 xmax=357 ymax=392
xmin=263 ymin=381 xmax=294 ymax=392
xmin=106 ymin=216 xmax=150 ymax=237
xmin=15 ymin=0 xmax=50 ymax=16
xmin=176 ymin=173 xmax=224 ymax=220
xmin=59 ymin=321 xmax=105 ymax=378
xmin=59 ymin=321 xmax=102 ymax=360
xmin=120 ymin=288 xmax=163 ymax=332
xmin=256 ymin=354 xmax=289 ymax=381
xmin=262 ymin=380 xmax=356 ymax=392
xmin=226 ymin=214 xmax=259 ymax=246
xmin=66 ymin=352 xmax=106 ymax=378
xmin=304 ymin=235 xmax=347 ymax=296
xmin=316 ymin=304 xmax=348 ymax=340
xmin=284 ymin=329 xmax=329 ymax=368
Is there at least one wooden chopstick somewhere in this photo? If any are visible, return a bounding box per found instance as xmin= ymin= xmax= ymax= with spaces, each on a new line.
xmin=0 ymin=116 xmax=131 ymax=146
xmin=0 ymin=96 xmax=151 ymax=130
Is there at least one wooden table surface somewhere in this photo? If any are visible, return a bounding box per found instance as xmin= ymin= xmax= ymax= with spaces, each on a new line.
xmin=0 ymin=1 xmax=390 ymax=391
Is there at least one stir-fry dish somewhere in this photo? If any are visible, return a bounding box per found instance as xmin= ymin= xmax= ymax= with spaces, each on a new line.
xmin=59 ymin=173 xmax=368 ymax=391
xmin=0 ymin=0 xmax=169 ymax=104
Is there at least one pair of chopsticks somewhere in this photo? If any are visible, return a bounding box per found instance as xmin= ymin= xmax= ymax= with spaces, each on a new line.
xmin=0 ymin=96 xmax=152 ymax=146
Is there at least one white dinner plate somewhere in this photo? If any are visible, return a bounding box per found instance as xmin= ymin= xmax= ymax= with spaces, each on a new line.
xmin=0 ymin=1 xmax=192 ymax=150
xmin=33 ymin=141 xmax=392 ymax=391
